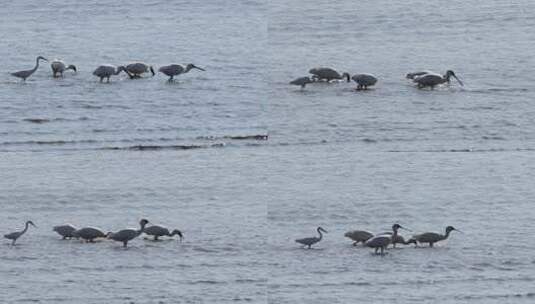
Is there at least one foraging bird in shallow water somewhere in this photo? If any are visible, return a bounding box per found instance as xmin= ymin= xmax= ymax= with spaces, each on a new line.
xmin=295 ymin=227 xmax=327 ymax=249
xmin=365 ymin=224 xmax=409 ymax=255
xmin=50 ymin=59 xmax=76 ymax=77
xmin=406 ymin=71 xmax=435 ymax=79
xmin=309 ymin=67 xmax=350 ymax=82
xmin=344 ymin=229 xmax=374 ymax=246
xmin=351 ymin=74 xmax=378 ymax=90
xmin=11 ymin=56 xmax=48 ymax=81
xmin=73 ymin=227 xmax=107 ymax=242
xmin=158 ymin=63 xmax=205 ymax=81
xmin=144 ymin=225 xmax=183 ymax=241
xmin=108 ymin=219 xmax=149 ymax=248
xmin=92 ymin=64 xmax=131 ymax=82
xmin=53 ymin=224 xmax=78 ymax=239
xmin=289 ymin=76 xmax=313 ymax=89
xmin=125 ymin=62 xmax=155 ymax=79
xmin=4 ymin=221 xmax=36 ymax=245
xmin=413 ymin=70 xmax=463 ymax=89
xmin=411 ymin=226 xmax=461 ymax=247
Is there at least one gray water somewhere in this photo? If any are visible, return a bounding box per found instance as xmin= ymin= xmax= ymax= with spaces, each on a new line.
xmin=2 ymin=0 xmax=535 ymax=303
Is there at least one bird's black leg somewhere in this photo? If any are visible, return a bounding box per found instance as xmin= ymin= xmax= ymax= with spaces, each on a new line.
xmin=154 ymin=236 xmax=158 ymax=241
xmin=123 ymin=241 xmax=127 ymax=248
xmin=430 ymin=243 xmax=434 ymax=248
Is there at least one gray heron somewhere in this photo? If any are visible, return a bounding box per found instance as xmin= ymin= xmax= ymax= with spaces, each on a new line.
xmin=53 ymin=224 xmax=78 ymax=239
xmin=10 ymin=56 xmax=48 ymax=81
xmin=144 ymin=225 xmax=183 ymax=241
xmin=92 ymin=64 xmax=131 ymax=82
xmin=411 ymin=226 xmax=461 ymax=247
xmin=289 ymin=76 xmax=313 ymax=89
xmin=107 ymin=219 xmax=149 ymax=248
xmin=295 ymin=227 xmax=327 ymax=249
xmin=4 ymin=220 xmax=36 ymax=245
xmin=50 ymin=59 xmax=76 ymax=77
xmin=125 ymin=62 xmax=155 ymax=79
xmin=351 ymin=74 xmax=378 ymax=90
xmin=309 ymin=67 xmax=350 ymax=82
xmin=413 ymin=70 xmax=463 ymax=89
xmin=158 ymin=63 xmax=205 ymax=81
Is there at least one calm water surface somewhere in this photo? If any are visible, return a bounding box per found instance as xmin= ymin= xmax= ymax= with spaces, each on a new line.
xmin=2 ymin=0 xmax=535 ymax=303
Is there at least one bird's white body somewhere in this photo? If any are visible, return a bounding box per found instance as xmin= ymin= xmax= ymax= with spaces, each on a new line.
xmin=309 ymin=67 xmax=350 ymax=82
xmin=125 ymin=62 xmax=155 ymax=78
xmin=50 ymin=59 xmax=77 ymax=77
xmin=344 ymin=230 xmax=374 ymax=245
xmin=53 ymin=224 xmax=78 ymax=239
xmin=73 ymin=227 xmax=107 ymax=242
xmin=92 ymin=64 xmax=129 ymax=82
xmin=351 ymin=73 xmax=378 ymax=90
xmin=11 ymin=56 xmax=48 ymax=81
xmin=4 ymin=221 xmax=36 ymax=245
xmin=412 ymin=70 xmax=463 ymax=89
xmin=158 ymin=63 xmax=205 ymax=81
xmin=411 ymin=226 xmax=459 ymax=247
xmin=289 ymin=76 xmax=313 ymax=89
xmin=108 ymin=219 xmax=149 ymax=247
xmin=144 ymin=225 xmax=183 ymax=241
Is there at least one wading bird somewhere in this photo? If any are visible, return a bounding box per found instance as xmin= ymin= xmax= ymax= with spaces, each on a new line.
xmin=92 ymin=64 xmax=131 ymax=82
xmin=411 ymin=226 xmax=461 ymax=247
xmin=125 ymin=62 xmax=155 ymax=78
xmin=406 ymin=71 xmax=435 ymax=79
xmin=365 ymin=224 xmax=409 ymax=255
xmin=10 ymin=56 xmax=48 ymax=81
xmin=108 ymin=219 xmax=149 ymax=248
xmin=309 ymin=67 xmax=350 ymax=82
xmin=295 ymin=227 xmax=327 ymax=249
xmin=158 ymin=63 xmax=205 ymax=81
xmin=73 ymin=227 xmax=107 ymax=243
xmin=289 ymin=76 xmax=314 ymax=89
xmin=351 ymin=74 xmax=378 ymax=90
xmin=144 ymin=225 xmax=183 ymax=241
xmin=413 ymin=70 xmax=463 ymax=89
xmin=344 ymin=229 xmax=374 ymax=246
xmin=50 ymin=59 xmax=77 ymax=77
xmin=53 ymin=224 xmax=78 ymax=239
xmin=4 ymin=221 xmax=36 ymax=245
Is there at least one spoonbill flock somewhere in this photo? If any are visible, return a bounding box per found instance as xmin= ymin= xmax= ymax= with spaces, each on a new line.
xmin=297 ymin=224 xmax=461 ymax=255
xmin=9 ymin=56 xmax=205 ymax=83
xmin=290 ymin=66 xmax=464 ymax=91
xmin=4 ymin=219 xmax=183 ymax=248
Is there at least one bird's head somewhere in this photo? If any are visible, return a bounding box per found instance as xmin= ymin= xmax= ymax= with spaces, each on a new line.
xmin=140 ymin=219 xmax=149 ymax=226
xmin=317 ymin=227 xmax=328 ymax=233
xmin=172 ymin=229 xmax=183 ymax=241
xmin=187 ymin=63 xmax=205 ymax=71
xmin=392 ymin=224 xmax=411 ymax=232
xmin=445 ymin=70 xmax=464 ymax=86
xmin=37 ymin=56 xmax=48 ymax=62
xmin=27 ymin=220 xmax=36 ymax=228
xmin=446 ymin=226 xmax=461 ymax=233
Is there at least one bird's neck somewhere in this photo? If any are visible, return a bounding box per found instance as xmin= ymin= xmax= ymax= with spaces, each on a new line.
xmin=184 ymin=65 xmax=193 ymax=73
xmin=443 ymin=229 xmax=451 ymax=240
xmin=137 ymin=223 xmax=146 ymax=235
xmin=33 ymin=58 xmax=41 ymax=72
xmin=317 ymin=229 xmax=323 ymax=240
xmin=22 ymin=223 xmax=30 ymax=234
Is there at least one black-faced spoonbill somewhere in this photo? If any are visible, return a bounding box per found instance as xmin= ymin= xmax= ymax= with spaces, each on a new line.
xmin=125 ymin=62 xmax=155 ymax=79
xmin=158 ymin=63 xmax=205 ymax=81
xmin=413 ymin=70 xmax=463 ymax=89
xmin=107 ymin=219 xmax=149 ymax=248
xmin=411 ymin=226 xmax=461 ymax=247
xmin=309 ymin=67 xmax=350 ymax=82
xmin=51 ymin=59 xmax=77 ymax=77
xmin=144 ymin=225 xmax=183 ymax=241
xmin=351 ymin=74 xmax=378 ymax=90
xmin=53 ymin=224 xmax=78 ymax=239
